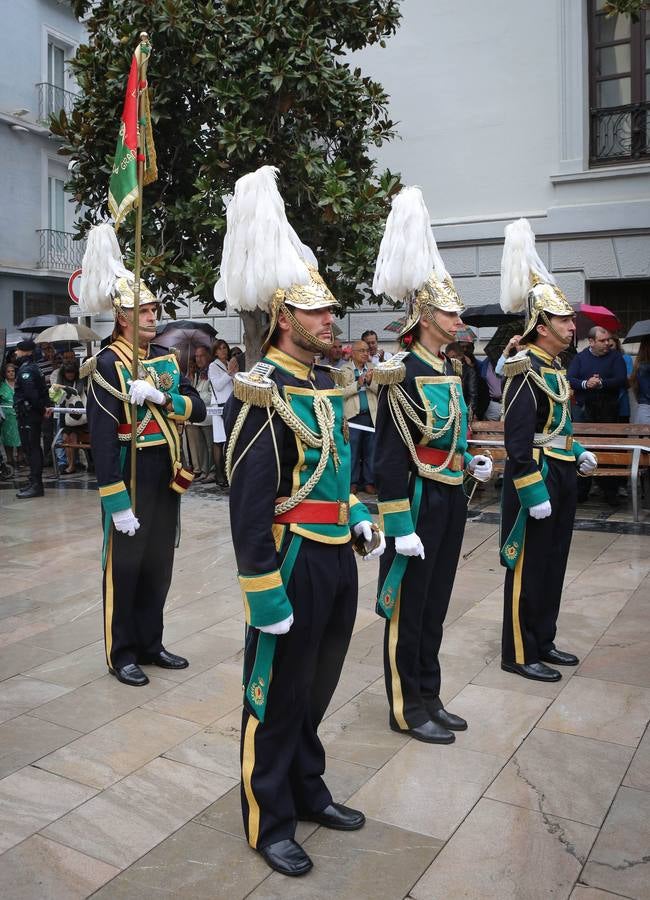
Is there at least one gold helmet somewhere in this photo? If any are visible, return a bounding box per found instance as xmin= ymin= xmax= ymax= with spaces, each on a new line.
xmin=372 ymin=186 xmax=464 ymax=341
xmin=500 ymin=218 xmax=574 ymax=342
xmin=215 ymin=165 xmax=339 ymax=353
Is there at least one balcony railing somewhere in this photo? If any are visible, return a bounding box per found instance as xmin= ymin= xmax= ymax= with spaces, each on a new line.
xmin=590 ymin=102 xmax=650 ymax=165
xmin=36 ymin=82 xmax=78 ymax=124
xmin=37 ymin=229 xmax=85 ymax=271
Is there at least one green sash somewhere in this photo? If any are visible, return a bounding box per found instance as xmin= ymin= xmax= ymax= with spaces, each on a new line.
xmin=376 ymin=476 xmax=424 ymax=619
xmin=245 ymin=534 xmax=303 ymax=723
xmin=500 ymin=456 xmax=548 ymax=570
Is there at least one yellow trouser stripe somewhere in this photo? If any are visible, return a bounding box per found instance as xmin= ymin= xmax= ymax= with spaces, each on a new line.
xmin=512 ymin=537 xmax=526 ymax=664
xmin=388 ymin=590 xmax=408 ymax=729
xmin=242 ymin=716 xmax=260 ymax=848
xmin=104 ymin=531 xmax=114 ymax=666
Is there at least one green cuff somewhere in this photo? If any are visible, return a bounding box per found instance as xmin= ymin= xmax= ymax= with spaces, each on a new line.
xmin=573 ymin=440 xmax=586 ymax=460
xmin=238 ymin=570 xmax=293 ymax=628
xmin=168 ymin=393 xmax=192 ymax=421
xmin=513 ymin=471 xmax=550 ymax=509
xmin=98 ymin=481 xmax=131 ymax=515
xmin=349 ymin=496 xmax=371 ymax=528
xmin=378 ymin=499 xmax=412 ymax=537
xmin=463 ymin=451 xmax=474 ymax=466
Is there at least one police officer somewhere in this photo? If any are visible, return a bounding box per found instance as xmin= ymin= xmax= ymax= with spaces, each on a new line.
xmin=80 ymin=225 xmax=206 ymax=687
xmin=14 ymin=339 xmax=51 ymax=499
xmin=498 ymin=219 xmax=597 ymax=682
xmin=372 ymin=187 xmax=493 ymax=744
xmin=221 ymin=166 xmax=385 ymax=877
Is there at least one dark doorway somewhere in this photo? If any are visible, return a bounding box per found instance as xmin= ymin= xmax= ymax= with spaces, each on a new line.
xmin=586 ymin=279 xmax=650 ymax=336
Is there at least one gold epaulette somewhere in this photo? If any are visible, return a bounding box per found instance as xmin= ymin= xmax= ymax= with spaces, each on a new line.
xmin=233 ymin=362 xmax=276 ymax=408
xmin=79 ymin=356 xmax=97 ymax=379
xmin=503 ymin=351 xmax=531 ymax=378
xmin=450 ymin=358 xmax=463 ymax=377
xmin=315 ymin=364 xmax=348 ymax=388
xmin=372 ymin=351 xmax=408 ymax=385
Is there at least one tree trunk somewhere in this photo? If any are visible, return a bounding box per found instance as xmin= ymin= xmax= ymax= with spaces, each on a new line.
xmin=240 ymin=309 xmax=268 ymax=367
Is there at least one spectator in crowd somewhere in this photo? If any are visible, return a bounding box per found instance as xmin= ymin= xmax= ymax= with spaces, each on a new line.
xmin=495 ymin=333 xmax=523 ymax=376
xmin=445 ymin=342 xmax=480 ymax=422
xmin=0 ymin=360 xmax=21 ymax=466
xmin=482 ymin=357 xmax=504 ymax=421
xmin=186 ymin=345 xmax=215 ymax=481
xmin=322 ymin=338 xmax=345 ymax=368
xmin=53 ymin=360 xmax=87 ymax=475
xmin=230 ymin=345 xmax=246 ymax=371
xmin=209 ymin=339 xmax=239 ymax=488
xmin=608 ymin=335 xmax=633 ymax=423
xmin=631 ymin=336 xmax=650 ymax=424
xmin=13 ymin=339 xmax=52 ymax=498
xmin=568 ymin=326 xmax=628 ymax=505
xmin=362 ymin=329 xmax=392 ymax=365
xmin=342 ymin=339 xmax=378 ymax=493
xmin=37 ymin=343 xmax=57 ymax=381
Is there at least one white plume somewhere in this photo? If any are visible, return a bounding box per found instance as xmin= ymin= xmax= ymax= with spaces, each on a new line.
xmin=372 ymin=186 xmax=448 ymax=302
xmin=500 ymin=218 xmax=555 ymax=313
xmin=79 ymin=224 xmax=130 ymax=314
xmin=218 ymin=165 xmax=312 ymax=312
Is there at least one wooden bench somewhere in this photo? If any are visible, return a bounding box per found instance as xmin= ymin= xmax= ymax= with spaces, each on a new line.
xmin=468 ymin=420 xmax=650 ymax=522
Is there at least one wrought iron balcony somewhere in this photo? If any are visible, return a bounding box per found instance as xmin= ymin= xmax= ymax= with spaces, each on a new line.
xmin=590 ymin=102 xmax=650 ymax=165
xmin=36 ymin=82 xmax=78 ymax=124
xmin=37 ymin=229 xmax=85 ymax=271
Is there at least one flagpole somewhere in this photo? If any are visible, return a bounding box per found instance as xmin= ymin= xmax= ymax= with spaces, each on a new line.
xmin=130 ymin=32 xmax=151 ymax=513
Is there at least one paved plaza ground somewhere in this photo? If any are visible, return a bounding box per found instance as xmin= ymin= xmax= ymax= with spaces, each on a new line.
xmin=0 ymin=474 xmax=649 ymax=899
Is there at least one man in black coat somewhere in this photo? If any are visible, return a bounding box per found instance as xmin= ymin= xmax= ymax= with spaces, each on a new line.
xmin=14 ymin=339 xmax=51 ymax=498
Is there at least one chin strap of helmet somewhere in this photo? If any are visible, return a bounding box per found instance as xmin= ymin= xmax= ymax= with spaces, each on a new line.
xmin=282 ymin=303 xmax=333 ymax=354
xmin=424 ymin=306 xmax=456 ymax=343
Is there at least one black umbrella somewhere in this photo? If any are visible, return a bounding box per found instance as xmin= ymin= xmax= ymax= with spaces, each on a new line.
xmin=623 ymin=319 xmax=650 ymax=344
xmin=155 ymin=320 xmax=219 ymax=373
xmin=461 ymin=304 xmax=521 ymax=327
xmin=18 ymin=314 xmax=74 ymax=333
xmin=483 ymin=319 xmax=526 ymax=366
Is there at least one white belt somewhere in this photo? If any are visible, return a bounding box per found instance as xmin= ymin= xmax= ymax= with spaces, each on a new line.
xmin=533 ymin=433 xmax=574 ymax=451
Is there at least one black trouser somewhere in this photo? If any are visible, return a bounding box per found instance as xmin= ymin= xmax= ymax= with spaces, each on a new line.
xmin=501 ymin=457 xmax=576 ymax=665
xmin=378 ymin=480 xmax=467 ymax=730
xmin=240 ymin=539 xmax=358 ymax=849
xmin=18 ymin=412 xmax=43 ymax=487
xmin=102 ymin=446 xmax=178 ymax=669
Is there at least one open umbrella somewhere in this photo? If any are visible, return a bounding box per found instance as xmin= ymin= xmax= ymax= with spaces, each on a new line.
xmin=455 ymin=326 xmax=477 ymax=344
xmin=155 ymin=320 xmax=218 ymax=373
xmin=460 ymin=304 xmax=521 ymax=327
xmin=35 ymin=322 xmax=101 ymax=343
xmin=623 ymin=319 xmax=650 ymax=344
xmin=483 ymin=319 xmax=526 ymax=366
xmin=577 ymin=303 xmax=622 ymax=334
xmin=18 ymin=314 xmax=73 ymax=333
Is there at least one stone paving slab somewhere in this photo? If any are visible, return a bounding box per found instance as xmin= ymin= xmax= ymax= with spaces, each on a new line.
xmin=0 ymin=486 xmax=647 ymax=898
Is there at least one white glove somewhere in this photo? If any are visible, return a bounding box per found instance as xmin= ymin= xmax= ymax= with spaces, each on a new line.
xmin=578 ymin=450 xmax=597 ymax=475
xmin=468 ymin=454 xmax=493 ymax=483
xmin=395 ymin=532 xmax=425 ymax=559
xmin=258 ymin=613 xmax=294 ymax=635
xmin=529 ymin=501 xmax=552 ymax=520
xmin=128 ymin=379 xmax=166 ymax=406
xmin=352 ymin=520 xmax=386 ymax=560
xmin=111 ymin=508 xmax=140 ymax=536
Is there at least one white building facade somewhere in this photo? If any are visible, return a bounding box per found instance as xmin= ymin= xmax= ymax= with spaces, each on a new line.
xmin=0 ymin=0 xmax=86 ymax=334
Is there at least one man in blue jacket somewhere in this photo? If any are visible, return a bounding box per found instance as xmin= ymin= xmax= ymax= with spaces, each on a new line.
xmin=568 ymin=326 xmax=627 ymax=505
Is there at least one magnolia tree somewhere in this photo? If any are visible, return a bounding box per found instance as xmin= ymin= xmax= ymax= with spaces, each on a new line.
xmin=56 ymin=0 xmax=403 ymax=360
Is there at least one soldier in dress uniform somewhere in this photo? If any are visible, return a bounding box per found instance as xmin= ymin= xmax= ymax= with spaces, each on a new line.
xmin=498 ymin=219 xmax=597 ymax=682
xmin=80 ymin=225 xmax=206 ymax=687
xmin=371 ymin=188 xmax=493 ymax=744
xmin=221 ymin=167 xmax=385 ymax=877
xmin=14 ymin=339 xmax=52 ymax=499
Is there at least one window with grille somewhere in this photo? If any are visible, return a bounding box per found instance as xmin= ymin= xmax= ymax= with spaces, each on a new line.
xmin=588 ymin=1 xmax=650 ymax=164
